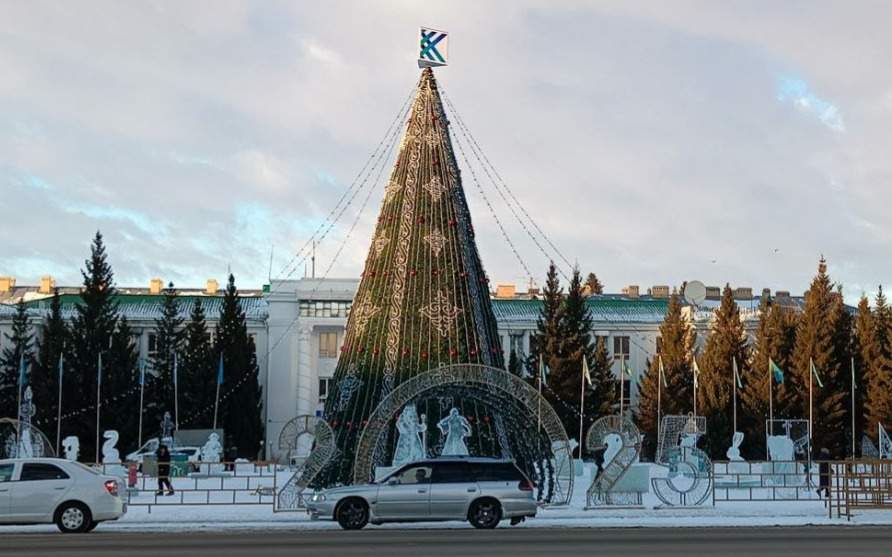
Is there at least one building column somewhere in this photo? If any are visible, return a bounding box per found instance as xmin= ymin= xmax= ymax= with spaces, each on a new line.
xmin=296 ymin=326 xmax=313 ymax=417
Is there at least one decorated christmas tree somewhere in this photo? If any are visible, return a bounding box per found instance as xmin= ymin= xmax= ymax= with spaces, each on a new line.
xmin=318 ymin=69 xmax=543 ymax=486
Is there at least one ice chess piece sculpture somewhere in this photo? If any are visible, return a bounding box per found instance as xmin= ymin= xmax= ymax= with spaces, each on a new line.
xmin=392 ymin=404 xmax=427 ymax=467
xmin=201 ymin=432 xmax=223 ymax=463
xmin=63 ymin=436 xmax=80 ymax=461
xmin=101 ymin=430 xmax=120 ymax=464
xmin=438 ymin=408 xmax=471 ymax=456
xmin=726 ymin=431 xmax=744 ymax=461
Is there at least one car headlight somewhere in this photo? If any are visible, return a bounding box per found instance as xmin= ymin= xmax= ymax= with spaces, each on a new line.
xmin=310 ymin=492 xmax=326 ymax=502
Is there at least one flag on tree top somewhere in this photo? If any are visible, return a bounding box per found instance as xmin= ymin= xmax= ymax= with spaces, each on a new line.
xmin=418 ymin=27 xmax=448 ymax=68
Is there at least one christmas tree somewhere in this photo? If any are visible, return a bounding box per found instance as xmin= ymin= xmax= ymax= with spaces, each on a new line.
xmin=584 ymin=272 xmax=604 ymax=296
xmin=179 ymin=298 xmax=215 ymax=430
xmin=1 ymin=300 xmax=33 ymax=420
xmin=147 ymin=283 xmax=184 ymax=432
xmin=319 ymin=69 xmax=532 ymax=486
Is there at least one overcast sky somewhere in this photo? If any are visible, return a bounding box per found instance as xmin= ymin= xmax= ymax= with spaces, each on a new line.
xmin=2 ymin=1 xmax=890 ymax=302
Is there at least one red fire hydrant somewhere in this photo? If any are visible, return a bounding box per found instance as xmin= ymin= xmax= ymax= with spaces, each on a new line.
xmin=127 ymin=463 xmax=138 ymax=489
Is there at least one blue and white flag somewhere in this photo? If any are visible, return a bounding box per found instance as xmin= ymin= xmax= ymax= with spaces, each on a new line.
xmin=658 ymin=355 xmax=668 ymax=388
xmin=217 ymin=353 xmax=225 ymax=386
xmin=419 ymin=27 xmax=448 ymax=68
xmin=17 ymin=354 xmax=27 ymax=388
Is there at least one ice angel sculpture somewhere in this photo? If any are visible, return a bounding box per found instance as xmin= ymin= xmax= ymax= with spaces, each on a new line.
xmin=438 ymin=408 xmax=471 ymax=456
xmin=392 ymin=404 xmax=427 ymax=467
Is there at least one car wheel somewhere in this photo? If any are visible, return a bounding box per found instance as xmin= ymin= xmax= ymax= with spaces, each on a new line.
xmin=55 ymin=502 xmax=92 ymax=534
xmin=336 ymin=498 xmax=369 ymax=530
xmin=468 ymin=498 xmax=502 ymax=529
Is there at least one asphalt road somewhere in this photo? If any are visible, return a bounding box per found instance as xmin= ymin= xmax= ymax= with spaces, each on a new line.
xmin=1 ymin=526 xmax=890 ymax=557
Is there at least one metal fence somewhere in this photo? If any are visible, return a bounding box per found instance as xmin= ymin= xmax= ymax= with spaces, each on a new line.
xmin=829 ymin=460 xmax=892 ymax=520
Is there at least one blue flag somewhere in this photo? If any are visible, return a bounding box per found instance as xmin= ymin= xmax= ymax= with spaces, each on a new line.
xmin=217 ymin=353 xmax=224 ymax=385
xmin=769 ymin=358 xmax=784 ymax=384
xmin=138 ymin=358 xmax=146 ymax=386
xmin=18 ymin=354 xmax=27 ymax=388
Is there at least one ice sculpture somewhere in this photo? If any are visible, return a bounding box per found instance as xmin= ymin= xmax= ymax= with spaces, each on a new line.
xmin=201 ymin=432 xmax=223 ymax=463
xmin=392 ymin=404 xmax=427 ymax=467
xmin=101 ymin=430 xmax=120 ymax=464
xmin=438 ymin=408 xmax=471 ymax=456
xmin=726 ymin=431 xmax=744 ymax=461
xmin=63 ymin=436 xmax=80 ymax=461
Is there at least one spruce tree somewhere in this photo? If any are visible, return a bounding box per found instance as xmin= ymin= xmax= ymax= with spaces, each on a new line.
xmin=851 ymin=295 xmax=872 ymax=451
xmin=147 ymin=283 xmax=184 ymax=433
xmin=33 ymin=290 xmax=67 ymax=433
xmin=68 ymin=231 xmax=120 ymax=461
xmin=740 ymin=295 xmax=799 ymax=459
xmin=635 ymin=292 xmax=696 ymax=459
xmin=791 ymin=257 xmax=850 ymax=457
xmin=588 ymin=335 xmax=616 ymax=419
xmin=585 ymin=273 xmax=604 ymax=296
xmin=864 ymin=287 xmax=892 ymax=443
xmin=180 ymin=298 xmax=215 ymax=429
xmin=216 ymin=275 xmax=263 ymax=459
xmin=699 ymin=285 xmax=749 ymax=459
xmin=104 ymin=316 xmax=139 ymax=452
xmin=527 ymin=262 xmax=564 ymax=380
xmin=1 ymin=300 xmax=34 ymax=420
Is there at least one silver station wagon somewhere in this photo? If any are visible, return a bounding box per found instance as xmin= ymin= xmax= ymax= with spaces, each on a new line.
xmin=307 ymin=457 xmax=538 ymax=530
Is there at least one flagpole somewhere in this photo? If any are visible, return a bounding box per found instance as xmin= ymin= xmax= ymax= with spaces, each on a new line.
xmin=56 ymin=353 xmax=63 ymax=455
xmin=657 ymin=356 xmax=663 ymax=433
xmin=137 ymin=358 xmax=145 ymax=450
xmin=732 ymin=358 xmax=738 ymax=435
xmin=537 ymin=355 xmax=543 ymax=438
xmin=851 ymin=357 xmax=856 ymax=459
xmin=619 ymin=355 xmax=625 ymax=419
xmin=692 ymin=357 xmax=697 ymax=418
xmin=213 ymin=354 xmax=223 ymax=431
xmin=578 ymin=356 xmax=586 ymax=456
xmin=173 ymin=352 xmax=179 ymax=433
xmin=16 ymin=354 xmax=24 ymax=455
xmin=808 ymin=358 xmax=813 ymax=466
xmin=96 ymin=352 xmax=102 ymax=464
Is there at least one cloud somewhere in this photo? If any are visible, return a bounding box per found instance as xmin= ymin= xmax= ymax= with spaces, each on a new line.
xmin=777 ymin=76 xmax=845 ymax=132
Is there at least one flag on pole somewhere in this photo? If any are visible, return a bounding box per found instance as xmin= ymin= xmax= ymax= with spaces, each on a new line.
xmin=173 ymin=353 xmax=178 ymax=387
xmin=810 ymin=359 xmax=824 ymax=388
xmin=97 ymin=352 xmax=102 ymax=387
xmin=851 ymin=357 xmax=856 ymax=390
xmin=58 ymin=353 xmax=64 ymax=384
xmin=733 ymin=357 xmax=743 ymax=389
xmin=658 ymin=355 xmax=668 ymax=388
xmin=692 ymin=357 xmax=701 ymax=389
xmin=538 ymin=354 xmax=548 ymax=384
xmin=622 ymin=358 xmax=633 ymax=377
xmin=138 ymin=357 xmax=146 ymax=386
xmin=769 ymin=358 xmax=784 ymax=384
xmin=217 ymin=353 xmax=225 ymax=385
xmin=582 ymin=355 xmax=592 ymax=386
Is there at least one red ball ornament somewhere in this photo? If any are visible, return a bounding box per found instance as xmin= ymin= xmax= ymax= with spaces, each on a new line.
xmin=448 ymin=219 xmax=456 ymax=226
xmin=421 ymin=351 xmax=429 ymax=359
xmin=403 ymin=348 xmax=410 ymax=356
xmin=410 ymin=270 xmax=417 ymax=277
xmin=373 ymin=348 xmax=380 ymax=355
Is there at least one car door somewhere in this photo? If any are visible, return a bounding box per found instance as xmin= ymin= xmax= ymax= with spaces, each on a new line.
xmin=374 ymin=464 xmax=432 ymax=520
xmin=0 ymin=463 xmax=15 ymax=522
xmin=429 ymin=461 xmax=478 ymax=519
xmin=10 ymin=462 xmax=74 ymax=520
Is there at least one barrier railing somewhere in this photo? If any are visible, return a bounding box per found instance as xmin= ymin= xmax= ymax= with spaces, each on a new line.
xmin=829 ymin=460 xmax=892 ymax=520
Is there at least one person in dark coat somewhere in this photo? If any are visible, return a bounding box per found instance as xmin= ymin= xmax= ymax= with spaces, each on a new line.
xmin=156 ymin=444 xmax=175 ymax=496
xmin=817 ymin=447 xmax=831 ymax=499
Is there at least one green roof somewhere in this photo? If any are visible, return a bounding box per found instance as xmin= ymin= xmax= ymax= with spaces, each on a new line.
xmin=491 ymin=296 xmax=670 ymax=323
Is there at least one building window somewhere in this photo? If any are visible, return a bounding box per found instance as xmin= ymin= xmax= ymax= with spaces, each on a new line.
xmin=147 ymin=333 xmax=158 ymax=356
xmin=318 ymin=377 xmax=333 ymax=403
xmin=655 ymin=336 xmax=663 ymax=355
xmin=612 ymin=336 xmax=630 ymax=359
xmin=299 ymin=300 xmax=352 ymax=318
xmin=319 ymin=332 xmax=338 ymax=359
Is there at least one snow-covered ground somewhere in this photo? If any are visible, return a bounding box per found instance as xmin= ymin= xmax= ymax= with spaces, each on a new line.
xmin=3 ymin=462 xmax=891 ymax=534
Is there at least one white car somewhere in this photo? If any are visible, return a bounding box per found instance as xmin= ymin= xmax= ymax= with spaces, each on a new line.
xmin=0 ymin=458 xmax=126 ymax=533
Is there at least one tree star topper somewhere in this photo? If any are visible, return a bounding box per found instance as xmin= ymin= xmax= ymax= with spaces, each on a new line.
xmin=419 ymin=27 xmax=448 ymax=68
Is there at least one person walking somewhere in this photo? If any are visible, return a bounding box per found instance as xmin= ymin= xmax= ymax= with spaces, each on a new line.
xmin=156 ymin=444 xmax=175 ymax=496
xmin=817 ymin=448 xmax=831 ymax=499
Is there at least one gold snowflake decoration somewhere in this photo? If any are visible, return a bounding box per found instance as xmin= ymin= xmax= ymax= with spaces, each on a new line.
xmin=419 ymin=291 xmax=462 ymax=338
xmin=423 ymin=228 xmax=447 ymax=257
xmin=384 ymin=180 xmax=401 ymax=204
xmin=423 ymin=176 xmax=449 ymax=202
xmin=351 ymin=298 xmax=380 ymax=334
xmin=424 ymin=129 xmax=440 ymax=147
